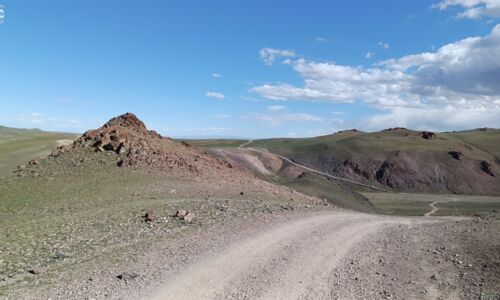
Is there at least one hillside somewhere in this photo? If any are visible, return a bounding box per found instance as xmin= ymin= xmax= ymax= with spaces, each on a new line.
xmin=244 ymin=128 xmax=500 ymax=195
xmin=0 ymin=113 xmax=324 ymax=298
xmin=0 ymin=126 xmax=78 ymax=177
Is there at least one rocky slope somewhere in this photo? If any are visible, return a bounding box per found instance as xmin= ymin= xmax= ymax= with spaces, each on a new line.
xmin=248 ymin=128 xmax=500 ymax=195
xmin=49 ymin=112 xmax=233 ymax=176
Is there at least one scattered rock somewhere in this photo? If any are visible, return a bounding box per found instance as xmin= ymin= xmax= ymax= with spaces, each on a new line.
xmin=448 ymin=151 xmax=463 ymax=160
xmin=176 ymin=210 xmax=187 ymax=219
xmin=117 ymin=272 xmax=139 ymax=281
xmin=480 ymin=161 xmax=495 ymax=177
xmin=335 ymin=129 xmax=361 ymax=135
xmin=28 ymin=267 xmax=46 ymax=275
xmin=144 ymin=209 xmax=156 ymax=222
xmin=420 ymin=131 xmax=437 ymax=140
xmin=184 ymin=212 xmax=195 ymax=223
xmin=382 ymin=127 xmax=408 ymax=131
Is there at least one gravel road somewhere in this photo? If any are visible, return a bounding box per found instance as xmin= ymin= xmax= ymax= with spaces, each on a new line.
xmin=140 ymin=211 xmax=498 ymax=300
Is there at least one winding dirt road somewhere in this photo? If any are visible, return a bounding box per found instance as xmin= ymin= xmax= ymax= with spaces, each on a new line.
xmin=146 ymin=212 xmax=413 ymax=300
xmin=237 ymin=139 xmax=389 ymax=192
xmin=425 ymin=201 xmax=439 ymax=217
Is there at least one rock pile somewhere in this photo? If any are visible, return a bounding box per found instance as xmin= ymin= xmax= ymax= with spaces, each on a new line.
xmin=420 ymin=131 xmax=437 ymax=140
xmin=53 ymin=113 xmax=232 ymax=175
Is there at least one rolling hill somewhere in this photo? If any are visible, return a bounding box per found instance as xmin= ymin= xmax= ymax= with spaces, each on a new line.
xmin=0 ymin=126 xmax=78 ymax=177
xmin=243 ymin=128 xmax=500 ymax=195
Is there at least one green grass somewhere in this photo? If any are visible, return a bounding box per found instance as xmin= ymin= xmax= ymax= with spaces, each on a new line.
xmin=0 ymin=126 xmax=78 ymax=177
xmin=247 ymin=129 xmax=500 ymax=163
xmin=363 ymin=192 xmax=500 ymax=217
xmin=180 ymin=139 xmax=245 ymax=148
xmin=433 ymin=201 xmax=500 ymax=217
xmin=278 ymin=171 xmax=375 ymax=213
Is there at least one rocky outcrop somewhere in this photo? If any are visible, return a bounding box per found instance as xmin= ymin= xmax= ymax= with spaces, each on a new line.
xmin=480 ymin=161 xmax=495 ymax=177
xmin=51 ymin=113 xmax=233 ymax=175
xmin=448 ymin=151 xmax=463 ymax=160
xmin=420 ymin=131 xmax=437 ymax=140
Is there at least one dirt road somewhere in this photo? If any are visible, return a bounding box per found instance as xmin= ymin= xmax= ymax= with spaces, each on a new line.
xmin=145 ymin=212 xmax=414 ymax=299
xmin=139 ymin=211 xmax=499 ymax=300
xmin=425 ymin=201 xmax=439 ymax=217
xmin=239 ymin=140 xmax=389 ymax=192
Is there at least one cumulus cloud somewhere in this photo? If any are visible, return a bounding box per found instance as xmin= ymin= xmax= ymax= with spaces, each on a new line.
xmin=433 ymin=0 xmax=500 ymax=19
xmin=259 ymin=48 xmax=296 ymax=65
xmin=365 ymin=105 xmax=500 ymax=131
xmin=364 ymin=52 xmax=374 ymax=59
xmin=212 ymin=73 xmax=223 ymax=78
xmin=251 ymin=25 xmax=500 ymax=130
xmin=206 ymin=92 xmax=225 ymax=100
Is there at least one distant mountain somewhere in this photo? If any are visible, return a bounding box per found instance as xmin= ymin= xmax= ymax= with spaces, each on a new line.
xmin=247 ymin=128 xmax=500 ymax=195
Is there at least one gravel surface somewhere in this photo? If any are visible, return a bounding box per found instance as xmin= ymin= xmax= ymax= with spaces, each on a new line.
xmin=13 ymin=209 xmax=500 ymax=300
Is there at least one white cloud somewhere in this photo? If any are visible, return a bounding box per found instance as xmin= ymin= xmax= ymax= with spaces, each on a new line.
xmin=266 ymin=105 xmax=286 ymax=111
xmin=250 ymin=113 xmax=325 ymax=125
xmin=378 ymin=41 xmax=390 ymax=49
xmin=433 ymin=0 xmax=500 ymax=19
xmin=364 ymin=52 xmax=374 ymax=59
xmin=287 ymin=132 xmax=298 ymax=137
xmin=0 ymin=5 xmax=4 ymax=24
xmin=183 ymin=127 xmax=231 ymax=133
xmin=251 ymin=25 xmax=500 ymax=130
xmin=365 ymin=105 xmax=500 ymax=131
xmin=212 ymin=73 xmax=223 ymax=78
xmin=1 ymin=113 xmax=84 ymax=130
xmin=211 ymin=114 xmax=232 ymax=119
xmin=206 ymin=92 xmax=225 ymax=100
xmin=259 ymin=48 xmax=296 ymax=65
xmin=315 ymin=37 xmax=328 ymax=43
xmin=331 ymin=111 xmax=345 ymax=115
xmin=239 ymin=95 xmax=262 ymax=102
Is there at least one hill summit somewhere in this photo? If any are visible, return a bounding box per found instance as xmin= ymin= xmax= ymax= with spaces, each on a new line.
xmin=51 ymin=112 xmax=232 ymax=174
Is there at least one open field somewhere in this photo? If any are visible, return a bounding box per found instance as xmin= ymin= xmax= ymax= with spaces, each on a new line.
xmin=363 ymin=192 xmax=500 ymax=217
xmin=0 ymin=126 xmax=78 ymax=177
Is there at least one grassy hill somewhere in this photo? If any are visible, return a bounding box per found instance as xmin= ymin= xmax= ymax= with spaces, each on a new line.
xmin=243 ymin=128 xmax=500 ymax=195
xmin=186 ymin=128 xmax=500 ymax=216
xmin=0 ymin=126 xmax=78 ymax=177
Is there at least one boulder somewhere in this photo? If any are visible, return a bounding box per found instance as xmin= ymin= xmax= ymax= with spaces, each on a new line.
xmin=184 ymin=212 xmax=195 ymax=223
xmin=144 ymin=209 xmax=156 ymax=222
xmin=117 ymin=272 xmax=139 ymax=281
xmin=420 ymin=131 xmax=437 ymax=140
xmin=28 ymin=267 xmax=46 ymax=275
xmin=176 ymin=210 xmax=187 ymax=218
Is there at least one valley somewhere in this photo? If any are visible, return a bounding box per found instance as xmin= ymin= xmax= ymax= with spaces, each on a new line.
xmin=0 ymin=114 xmax=498 ymax=299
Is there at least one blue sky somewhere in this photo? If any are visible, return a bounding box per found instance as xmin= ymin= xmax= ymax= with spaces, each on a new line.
xmin=1 ymin=1 xmax=500 ymax=138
